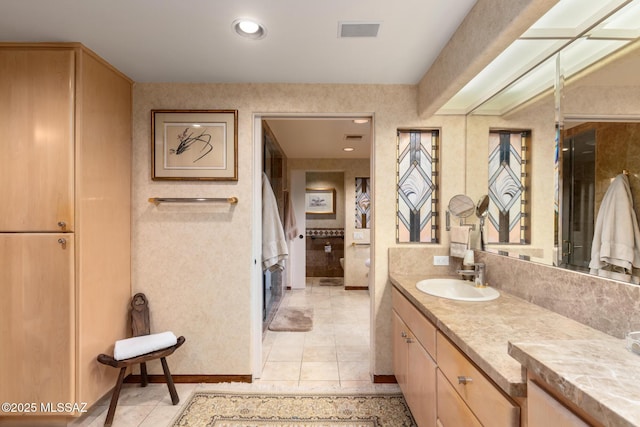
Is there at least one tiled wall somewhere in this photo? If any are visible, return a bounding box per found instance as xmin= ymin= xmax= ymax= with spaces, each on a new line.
xmin=592 ymin=122 xmax=640 ymax=215
xmin=477 ymin=251 xmax=640 ymax=339
xmin=306 ymin=228 xmax=344 ymax=277
xmin=388 ymin=247 xmax=640 ymax=339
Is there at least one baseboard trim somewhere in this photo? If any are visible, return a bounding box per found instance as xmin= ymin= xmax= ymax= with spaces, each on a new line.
xmin=345 ymin=286 xmax=368 ymax=290
xmin=125 ymin=374 xmax=252 ymax=384
xmin=373 ymin=375 xmax=397 ymax=384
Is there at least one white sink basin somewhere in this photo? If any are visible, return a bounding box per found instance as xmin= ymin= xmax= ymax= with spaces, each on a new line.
xmin=416 ymin=278 xmax=500 ymax=302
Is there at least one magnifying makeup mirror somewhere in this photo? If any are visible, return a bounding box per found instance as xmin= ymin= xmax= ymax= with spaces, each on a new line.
xmin=448 ymin=194 xmax=476 ymax=219
xmin=476 ymin=195 xmax=489 ymax=250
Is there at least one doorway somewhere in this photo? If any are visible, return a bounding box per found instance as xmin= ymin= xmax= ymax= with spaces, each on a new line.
xmin=252 ymin=114 xmax=373 ymax=378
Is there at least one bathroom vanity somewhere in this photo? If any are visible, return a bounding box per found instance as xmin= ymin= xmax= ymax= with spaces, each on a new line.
xmin=390 ymin=273 xmax=640 ymax=427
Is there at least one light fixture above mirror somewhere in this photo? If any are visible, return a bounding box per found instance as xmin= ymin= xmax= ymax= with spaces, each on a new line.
xmin=437 ymin=0 xmax=640 ymax=116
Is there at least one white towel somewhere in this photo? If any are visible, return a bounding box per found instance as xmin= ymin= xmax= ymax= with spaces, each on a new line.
xmin=589 ymin=174 xmax=640 ymax=272
xmin=262 ymin=173 xmax=289 ymax=271
xmin=284 ymin=191 xmax=298 ymax=241
xmin=113 ymin=331 xmax=178 ymax=361
xmin=450 ymin=226 xmax=470 ymax=258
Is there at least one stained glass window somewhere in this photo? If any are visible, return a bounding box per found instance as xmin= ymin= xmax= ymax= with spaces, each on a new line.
xmin=355 ymin=177 xmax=371 ymax=229
xmin=396 ymin=130 xmax=439 ymax=243
xmin=487 ymin=130 xmax=530 ymax=244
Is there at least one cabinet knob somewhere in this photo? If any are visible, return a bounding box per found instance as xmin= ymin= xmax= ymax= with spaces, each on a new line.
xmin=58 ymin=238 xmax=67 ymax=248
xmin=457 ymin=376 xmax=473 ymax=385
xmin=400 ymin=331 xmax=408 ymax=338
xmin=57 ymin=221 xmax=67 ymax=230
xmin=405 ymin=337 xmax=414 ymax=344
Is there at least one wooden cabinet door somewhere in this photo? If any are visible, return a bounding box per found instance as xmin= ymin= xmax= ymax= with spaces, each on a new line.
xmin=437 ymin=370 xmax=483 ymax=427
xmin=406 ymin=335 xmax=437 ymax=427
xmin=0 ymin=233 xmax=74 ymax=410
xmin=437 ymin=332 xmax=520 ymax=427
xmin=392 ymin=311 xmax=409 ymax=396
xmin=393 ymin=310 xmax=437 ymax=427
xmin=528 ymin=380 xmax=590 ymax=427
xmin=0 ymin=48 xmax=75 ymax=232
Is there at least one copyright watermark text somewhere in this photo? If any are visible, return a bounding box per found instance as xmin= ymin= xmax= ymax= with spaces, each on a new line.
xmin=2 ymin=402 xmax=88 ymax=414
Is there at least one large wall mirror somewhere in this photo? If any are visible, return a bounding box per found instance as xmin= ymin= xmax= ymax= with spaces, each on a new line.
xmin=461 ymin=0 xmax=640 ymax=284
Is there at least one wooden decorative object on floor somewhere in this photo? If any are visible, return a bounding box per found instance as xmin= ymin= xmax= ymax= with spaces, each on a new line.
xmin=97 ymin=293 xmax=185 ymax=426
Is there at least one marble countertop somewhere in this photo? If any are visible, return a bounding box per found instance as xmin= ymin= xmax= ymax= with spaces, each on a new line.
xmin=390 ymin=273 xmax=640 ymax=427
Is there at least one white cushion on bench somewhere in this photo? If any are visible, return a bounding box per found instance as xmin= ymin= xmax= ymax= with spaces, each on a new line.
xmin=113 ymin=331 xmax=178 ymax=361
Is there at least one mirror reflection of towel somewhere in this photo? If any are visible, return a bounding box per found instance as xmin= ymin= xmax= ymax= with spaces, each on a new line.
xmin=450 ymin=226 xmax=470 ymax=258
xmin=589 ymin=173 xmax=640 ymax=272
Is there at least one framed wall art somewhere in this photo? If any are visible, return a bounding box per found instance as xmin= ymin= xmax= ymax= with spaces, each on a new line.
xmin=151 ymin=109 xmax=238 ymax=181
xmin=305 ymin=188 xmax=336 ymax=215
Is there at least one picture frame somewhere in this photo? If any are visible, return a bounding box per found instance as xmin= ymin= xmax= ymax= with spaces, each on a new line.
xmin=151 ymin=109 xmax=238 ymax=181
xmin=305 ymin=188 xmax=336 ymax=215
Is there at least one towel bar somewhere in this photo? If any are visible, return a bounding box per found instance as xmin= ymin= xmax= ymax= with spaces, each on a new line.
xmin=149 ymin=197 xmax=238 ymax=205
xmin=445 ymin=210 xmax=476 ymax=231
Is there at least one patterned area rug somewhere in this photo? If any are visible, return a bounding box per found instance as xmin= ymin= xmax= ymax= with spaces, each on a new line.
xmin=172 ymin=392 xmax=415 ymax=427
xmin=268 ymin=307 xmax=313 ymax=332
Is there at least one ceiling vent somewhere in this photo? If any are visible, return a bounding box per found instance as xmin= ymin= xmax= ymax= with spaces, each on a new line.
xmin=345 ymin=134 xmax=364 ymax=141
xmin=338 ymin=22 xmax=380 ymax=38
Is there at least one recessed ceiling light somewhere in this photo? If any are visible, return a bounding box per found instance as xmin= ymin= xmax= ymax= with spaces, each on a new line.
xmin=233 ymin=19 xmax=267 ymax=40
xmin=353 ymin=119 xmax=369 ymax=124
xmin=343 ymin=147 xmax=355 ymax=152
xmin=239 ymin=21 xmax=259 ymax=34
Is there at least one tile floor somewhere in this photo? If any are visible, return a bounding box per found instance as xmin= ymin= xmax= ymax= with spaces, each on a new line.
xmin=64 ymin=278 xmax=399 ymax=427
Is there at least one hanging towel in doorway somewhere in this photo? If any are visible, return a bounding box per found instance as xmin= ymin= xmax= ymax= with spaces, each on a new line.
xmin=589 ymin=173 xmax=640 ymax=272
xmin=262 ymin=173 xmax=289 ymax=272
xmin=284 ymin=190 xmax=298 ymax=241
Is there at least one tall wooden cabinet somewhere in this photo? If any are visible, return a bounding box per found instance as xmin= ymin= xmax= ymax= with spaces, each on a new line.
xmin=0 ymin=43 xmax=132 ymax=417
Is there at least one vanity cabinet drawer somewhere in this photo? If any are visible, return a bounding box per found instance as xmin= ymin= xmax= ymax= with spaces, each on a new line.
xmin=437 ymin=332 xmax=519 ymax=427
xmin=392 ymin=288 xmax=436 ymax=357
xmin=437 ymin=370 xmax=482 ymax=427
xmin=528 ymin=380 xmax=590 ymax=427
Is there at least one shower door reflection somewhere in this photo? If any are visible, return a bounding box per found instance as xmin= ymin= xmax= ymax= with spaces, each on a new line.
xmin=561 ymin=128 xmax=596 ymax=270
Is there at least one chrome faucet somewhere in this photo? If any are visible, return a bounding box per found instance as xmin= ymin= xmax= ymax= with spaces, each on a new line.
xmin=456 ymin=262 xmax=486 ymax=287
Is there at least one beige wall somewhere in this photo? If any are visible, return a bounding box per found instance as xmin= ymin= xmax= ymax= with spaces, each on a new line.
xmin=132 ymin=83 xmax=466 ymax=376
xmin=305 ymin=171 xmax=345 ymax=229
